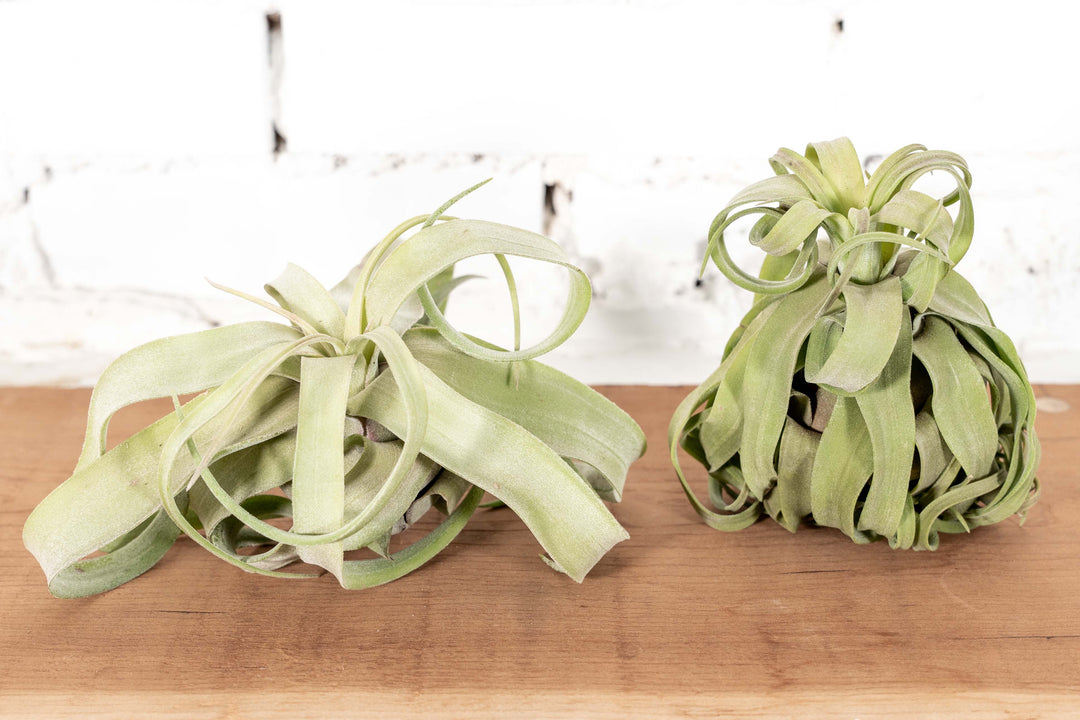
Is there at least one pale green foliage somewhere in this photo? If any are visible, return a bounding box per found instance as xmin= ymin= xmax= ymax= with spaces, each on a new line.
xmin=670 ymin=139 xmax=1040 ymax=548
xmin=24 ymin=183 xmax=645 ymax=597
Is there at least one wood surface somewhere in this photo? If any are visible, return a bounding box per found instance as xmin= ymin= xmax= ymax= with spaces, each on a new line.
xmin=1 ymin=385 xmax=1078 ymax=719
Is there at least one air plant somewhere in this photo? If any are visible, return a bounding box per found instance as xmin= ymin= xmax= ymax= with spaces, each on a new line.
xmin=24 ymin=182 xmax=645 ymax=597
xmin=670 ymin=139 xmax=1040 ymax=549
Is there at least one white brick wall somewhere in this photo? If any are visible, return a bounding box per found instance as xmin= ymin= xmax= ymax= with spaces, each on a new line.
xmin=1 ymin=0 xmax=1078 ymax=386
xmin=277 ymin=2 xmax=838 ymax=155
xmin=0 ymin=2 xmax=270 ymax=157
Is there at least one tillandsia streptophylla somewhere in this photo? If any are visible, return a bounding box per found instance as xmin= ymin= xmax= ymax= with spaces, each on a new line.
xmin=669 ymin=139 xmax=1040 ymax=549
xmin=24 ymin=181 xmax=646 ymax=597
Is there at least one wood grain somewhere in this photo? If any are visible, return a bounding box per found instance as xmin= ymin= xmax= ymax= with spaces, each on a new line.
xmin=1 ymin=385 xmax=1078 ymax=718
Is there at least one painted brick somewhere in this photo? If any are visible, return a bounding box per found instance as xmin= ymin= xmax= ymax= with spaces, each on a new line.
xmin=0 ymin=203 xmax=52 ymax=291
xmin=833 ymin=1 xmax=1080 ymax=154
xmin=29 ymin=155 xmax=542 ymax=295
xmin=279 ymin=1 xmax=836 ymax=155
xmin=0 ymin=287 xmax=227 ymax=386
xmin=0 ymin=2 xmax=271 ymax=157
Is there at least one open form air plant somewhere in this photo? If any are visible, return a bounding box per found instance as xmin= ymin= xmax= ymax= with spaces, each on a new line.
xmin=24 ymin=182 xmax=645 ymax=597
xmin=670 ymin=139 xmax=1040 ymax=549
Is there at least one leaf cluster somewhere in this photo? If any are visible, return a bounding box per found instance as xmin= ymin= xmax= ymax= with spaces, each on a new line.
xmin=670 ymin=140 xmax=1040 ymax=548
xmin=24 ymin=183 xmax=646 ymax=597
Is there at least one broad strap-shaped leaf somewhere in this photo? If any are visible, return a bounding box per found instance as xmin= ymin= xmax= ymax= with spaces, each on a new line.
xmin=770 ymin=147 xmax=841 ymax=211
xmin=899 ymin=252 xmax=949 ymax=312
xmin=338 ymin=437 xmax=442 ymax=554
xmin=265 ymin=263 xmax=347 ymax=339
xmin=876 ymin=190 xmax=953 ymax=251
xmin=951 ymin=323 xmax=1039 ymax=525
xmin=720 ymin=173 xmax=813 ymax=215
xmin=810 ymin=396 xmax=874 ymax=543
xmin=402 ymin=327 xmax=645 ymax=501
xmin=667 ymin=301 xmax=782 ymax=531
xmin=913 ymin=411 xmax=952 ymax=494
xmin=928 ymin=268 xmax=994 ymax=327
xmin=804 ymin=277 xmax=904 ymax=394
xmin=697 ymin=299 xmax=781 ymax=475
xmin=699 ymin=383 xmax=742 ymax=472
xmin=740 ymin=274 xmax=832 ymax=497
xmin=854 ymin=311 xmax=916 ymax=538
xmin=23 ymin=377 xmax=299 ymax=588
xmin=363 ymin=219 xmax=591 ymax=363
xmin=292 ymin=355 xmax=355 ymax=578
xmin=912 ymin=316 xmax=998 ymax=479
xmin=47 ymin=501 xmax=184 ymax=599
xmin=767 ymin=418 xmax=819 ymax=532
xmin=156 ymin=335 xmax=330 ymax=499
xmin=945 ymin=173 xmax=975 ymax=264
xmin=350 ymin=364 xmax=628 ymax=583
xmin=804 ymin=138 xmax=866 ymax=211
xmin=77 ymin=321 xmax=301 ymax=470
xmin=751 ymin=200 xmax=832 ymax=256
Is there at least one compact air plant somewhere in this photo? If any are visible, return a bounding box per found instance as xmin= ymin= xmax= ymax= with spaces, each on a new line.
xmin=24 ymin=182 xmax=645 ymax=597
xmin=670 ymin=139 xmax=1040 ymax=549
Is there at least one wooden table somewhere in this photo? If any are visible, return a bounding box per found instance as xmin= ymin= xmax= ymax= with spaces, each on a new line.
xmin=1 ymin=385 xmax=1078 ymax=718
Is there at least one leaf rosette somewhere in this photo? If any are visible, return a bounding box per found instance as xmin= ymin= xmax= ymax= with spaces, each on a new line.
xmin=670 ymin=139 xmax=1040 ymax=549
xmin=24 ymin=182 xmax=645 ymax=597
